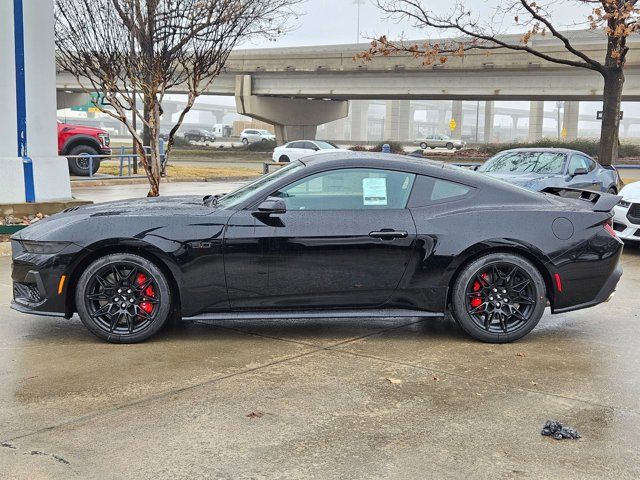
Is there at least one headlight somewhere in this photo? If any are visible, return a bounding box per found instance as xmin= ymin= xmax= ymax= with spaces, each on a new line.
xmin=618 ymin=199 xmax=631 ymax=208
xmin=98 ymin=133 xmax=110 ymax=147
xmin=19 ymin=240 xmax=70 ymax=254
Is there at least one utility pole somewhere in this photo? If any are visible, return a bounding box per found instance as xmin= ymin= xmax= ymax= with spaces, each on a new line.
xmin=354 ymin=0 xmax=365 ymax=44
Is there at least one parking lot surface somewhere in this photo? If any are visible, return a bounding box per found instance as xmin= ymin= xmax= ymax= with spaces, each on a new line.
xmin=1 ymin=250 xmax=640 ymax=479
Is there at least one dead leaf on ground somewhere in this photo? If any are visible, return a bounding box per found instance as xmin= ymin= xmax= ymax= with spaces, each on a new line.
xmin=246 ymin=411 xmax=264 ymax=419
xmin=516 ymin=352 xmax=526 ymax=357
xmin=386 ymin=377 xmax=402 ymax=385
xmin=432 ymin=375 xmax=440 ymax=381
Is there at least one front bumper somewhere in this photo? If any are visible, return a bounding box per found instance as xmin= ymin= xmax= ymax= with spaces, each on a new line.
xmin=11 ymin=240 xmax=85 ymax=317
xmin=612 ymin=204 xmax=640 ymax=242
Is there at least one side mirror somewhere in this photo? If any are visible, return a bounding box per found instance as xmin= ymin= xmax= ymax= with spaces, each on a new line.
xmin=571 ymin=167 xmax=588 ymax=177
xmin=257 ymin=196 xmax=286 ymax=215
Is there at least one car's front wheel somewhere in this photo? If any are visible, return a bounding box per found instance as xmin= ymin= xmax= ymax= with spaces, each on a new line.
xmin=451 ymin=253 xmax=546 ymax=343
xmin=279 ymin=155 xmax=290 ymax=163
xmin=420 ymin=142 xmax=428 ymax=149
xmin=75 ymin=253 xmax=173 ymax=343
xmin=242 ymin=138 xmax=249 ymax=145
xmin=446 ymin=142 xmax=454 ymax=150
xmin=67 ymin=145 xmax=101 ymax=176
xmin=607 ymin=187 xmax=618 ymax=194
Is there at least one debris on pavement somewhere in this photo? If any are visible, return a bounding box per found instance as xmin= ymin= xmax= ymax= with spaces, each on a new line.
xmin=386 ymin=377 xmax=402 ymax=385
xmin=541 ymin=420 xmax=581 ymax=440
xmin=246 ymin=411 xmax=264 ymax=419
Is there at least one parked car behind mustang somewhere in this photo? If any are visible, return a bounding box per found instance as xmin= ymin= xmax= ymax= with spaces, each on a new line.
xmin=477 ymin=148 xmax=620 ymax=194
xmin=612 ymin=181 xmax=640 ymax=243
xmin=272 ymin=140 xmax=350 ymax=162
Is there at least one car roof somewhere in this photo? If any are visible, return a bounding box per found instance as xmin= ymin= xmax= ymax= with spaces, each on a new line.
xmin=496 ymin=148 xmax=590 ymax=156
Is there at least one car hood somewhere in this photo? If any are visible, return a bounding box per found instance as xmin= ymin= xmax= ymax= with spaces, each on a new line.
xmin=481 ymin=172 xmax=563 ymax=190
xmin=59 ymin=123 xmax=107 ymax=135
xmin=620 ymin=181 xmax=640 ymax=202
xmin=12 ymin=196 xmax=219 ymax=241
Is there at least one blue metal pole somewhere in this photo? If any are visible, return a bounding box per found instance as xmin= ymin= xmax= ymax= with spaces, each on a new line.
xmin=13 ymin=0 xmax=35 ymax=203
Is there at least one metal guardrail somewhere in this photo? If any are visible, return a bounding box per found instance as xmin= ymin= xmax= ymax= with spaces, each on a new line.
xmin=67 ymin=141 xmax=167 ymax=180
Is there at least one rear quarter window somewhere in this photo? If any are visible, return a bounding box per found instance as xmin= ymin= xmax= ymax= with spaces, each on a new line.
xmin=408 ymin=175 xmax=474 ymax=207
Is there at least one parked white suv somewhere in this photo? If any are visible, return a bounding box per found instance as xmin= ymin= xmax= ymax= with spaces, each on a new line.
xmin=272 ymin=140 xmax=349 ymax=162
xmin=240 ymin=129 xmax=276 ymax=145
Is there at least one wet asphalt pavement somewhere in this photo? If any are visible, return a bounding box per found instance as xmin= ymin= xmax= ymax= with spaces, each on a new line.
xmin=1 ymin=250 xmax=640 ymax=479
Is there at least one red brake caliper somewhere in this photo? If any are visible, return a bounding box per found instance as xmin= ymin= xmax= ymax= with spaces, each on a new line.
xmin=470 ymin=273 xmax=488 ymax=309
xmin=136 ymin=273 xmax=155 ymax=315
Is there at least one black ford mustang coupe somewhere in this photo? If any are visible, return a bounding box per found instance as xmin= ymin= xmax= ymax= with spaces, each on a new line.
xmin=11 ymin=153 xmax=623 ymax=343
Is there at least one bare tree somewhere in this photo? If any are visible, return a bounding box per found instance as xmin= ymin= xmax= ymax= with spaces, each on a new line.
xmin=55 ymin=0 xmax=300 ymax=196
xmin=360 ymin=0 xmax=640 ymax=165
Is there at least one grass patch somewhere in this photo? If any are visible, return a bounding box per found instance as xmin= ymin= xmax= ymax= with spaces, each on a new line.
xmin=99 ymin=163 xmax=260 ymax=179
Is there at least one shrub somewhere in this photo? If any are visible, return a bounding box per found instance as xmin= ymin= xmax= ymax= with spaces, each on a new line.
xmin=243 ymin=139 xmax=277 ymax=152
xmin=349 ymin=141 xmax=405 ymax=154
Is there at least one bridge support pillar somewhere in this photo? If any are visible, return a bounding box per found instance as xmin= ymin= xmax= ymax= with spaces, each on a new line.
xmin=1 ymin=0 xmax=71 ymax=204
xmin=235 ymin=75 xmax=348 ymax=145
xmin=563 ymin=101 xmax=579 ymax=141
xmin=484 ymin=101 xmax=494 ymax=143
xmin=451 ymin=101 xmax=463 ymax=140
xmin=384 ymin=100 xmax=411 ymax=141
xmin=528 ymin=101 xmax=544 ymax=141
xmin=350 ymin=101 xmax=370 ymax=142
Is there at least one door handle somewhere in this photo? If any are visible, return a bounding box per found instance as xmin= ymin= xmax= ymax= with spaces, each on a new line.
xmin=369 ymin=229 xmax=408 ymax=240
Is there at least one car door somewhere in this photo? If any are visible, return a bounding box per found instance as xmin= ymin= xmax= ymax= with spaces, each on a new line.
xmin=567 ymin=153 xmax=600 ymax=191
xmin=286 ymin=141 xmax=305 ymax=161
xmin=225 ymin=167 xmax=419 ymax=309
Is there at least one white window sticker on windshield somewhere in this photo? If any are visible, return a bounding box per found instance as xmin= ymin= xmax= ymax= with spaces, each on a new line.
xmin=362 ymin=178 xmax=387 ymax=206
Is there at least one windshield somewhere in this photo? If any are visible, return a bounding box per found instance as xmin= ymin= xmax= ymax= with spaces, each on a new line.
xmin=479 ymin=151 xmax=567 ymax=175
xmin=314 ymin=141 xmax=337 ymax=150
xmin=216 ymin=161 xmax=305 ymax=209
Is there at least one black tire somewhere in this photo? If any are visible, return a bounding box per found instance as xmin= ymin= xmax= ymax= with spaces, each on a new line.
xmin=279 ymin=155 xmax=290 ymax=163
xmin=607 ymin=187 xmax=618 ymax=194
xmin=75 ymin=253 xmax=173 ymax=343
xmin=242 ymin=138 xmax=249 ymax=145
xmin=429 ymin=146 xmax=436 ymax=150
xmin=451 ymin=253 xmax=546 ymax=343
xmin=67 ymin=145 xmax=101 ymax=176
xmin=446 ymin=142 xmax=454 ymax=150
xmin=420 ymin=142 xmax=428 ymax=149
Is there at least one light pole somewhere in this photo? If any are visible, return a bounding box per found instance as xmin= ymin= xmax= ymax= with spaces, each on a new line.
xmin=354 ymin=0 xmax=366 ymax=44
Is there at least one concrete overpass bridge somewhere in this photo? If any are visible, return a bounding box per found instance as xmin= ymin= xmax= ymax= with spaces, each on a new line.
xmin=56 ymin=30 xmax=640 ymax=143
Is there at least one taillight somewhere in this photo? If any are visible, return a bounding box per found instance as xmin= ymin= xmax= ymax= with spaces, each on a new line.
xmin=604 ymin=221 xmax=618 ymax=238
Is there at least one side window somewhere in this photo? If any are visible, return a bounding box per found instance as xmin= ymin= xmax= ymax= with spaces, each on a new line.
xmin=577 ymin=154 xmax=597 ymax=172
xmin=273 ymin=168 xmax=416 ymax=211
xmin=303 ymin=142 xmax=318 ymax=150
xmin=408 ymin=175 xmax=473 ymax=207
xmin=568 ymin=155 xmax=589 ymax=174
xmin=288 ymin=141 xmax=303 ymax=149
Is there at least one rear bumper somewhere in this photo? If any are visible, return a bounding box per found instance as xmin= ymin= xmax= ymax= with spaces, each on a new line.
xmin=553 ymin=264 xmax=622 ymax=313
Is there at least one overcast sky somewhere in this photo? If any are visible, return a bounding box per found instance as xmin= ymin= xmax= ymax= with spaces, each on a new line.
xmin=247 ymin=0 xmax=594 ymax=48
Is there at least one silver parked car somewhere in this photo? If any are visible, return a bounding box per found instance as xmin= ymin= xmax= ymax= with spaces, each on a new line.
xmin=415 ymin=134 xmax=466 ymax=150
xmin=477 ymin=148 xmax=620 ymax=194
xmin=240 ymin=129 xmax=276 ymax=145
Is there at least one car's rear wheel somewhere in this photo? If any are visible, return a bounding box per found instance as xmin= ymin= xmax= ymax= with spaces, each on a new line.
xmin=420 ymin=142 xmax=428 ymax=149
xmin=67 ymin=145 xmax=101 ymax=176
xmin=75 ymin=253 xmax=172 ymax=343
xmin=279 ymin=155 xmax=290 ymax=163
xmin=446 ymin=142 xmax=454 ymax=150
xmin=451 ymin=253 xmax=546 ymax=343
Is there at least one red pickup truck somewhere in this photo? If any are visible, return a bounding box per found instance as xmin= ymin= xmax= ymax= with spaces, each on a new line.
xmin=57 ymin=122 xmax=111 ymax=176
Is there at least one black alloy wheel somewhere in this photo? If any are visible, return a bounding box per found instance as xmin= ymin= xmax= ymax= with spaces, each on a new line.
xmin=75 ymin=253 xmax=172 ymax=343
xmin=451 ymin=253 xmax=546 ymax=343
